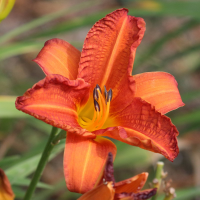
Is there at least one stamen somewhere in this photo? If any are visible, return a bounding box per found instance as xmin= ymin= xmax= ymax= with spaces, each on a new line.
xmin=107 ymin=89 xmax=112 ymax=102
xmin=93 ymin=88 xmax=99 ymax=100
xmin=79 ymin=85 xmax=113 ymax=131
xmin=94 ymin=99 xmax=100 ymax=112
xmin=95 ymin=91 xmax=110 ymax=129
xmin=104 ymin=86 xmax=108 ymax=99
xmin=96 ymin=84 xmax=102 ymax=93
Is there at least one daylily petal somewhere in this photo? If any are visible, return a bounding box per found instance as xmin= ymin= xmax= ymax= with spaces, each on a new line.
xmin=15 ymin=74 xmax=94 ymax=137
xmin=78 ymin=8 xmax=145 ymax=113
xmin=115 ymin=172 xmax=148 ymax=193
xmin=0 ymin=169 xmax=15 ymax=200
xmin=64 ymin=132 xmax=117 ymax=194
xmin=33 ymin=38 xmax=81 ymax=79
xmin=94 ymin=98 xmax=179 ymax=161
xmin=133 ymin=72 xmax=184 ymax=114
xmin=78 ymin=182 xmax=115 ymax=200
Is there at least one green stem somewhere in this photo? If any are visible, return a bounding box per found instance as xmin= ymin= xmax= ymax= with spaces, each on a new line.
xmin=52 ymin=130 xmax=66 ymax=145
xmin=152 ymin=161 xmax=164 ymax=200
xmin=23 ymin=126 xmax=59 ymax=200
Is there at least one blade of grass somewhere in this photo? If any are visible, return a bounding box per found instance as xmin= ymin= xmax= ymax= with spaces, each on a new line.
xmin=13 ymin=178 xmax=52 ymax=189
xmin=5 ymin=139 xmax=65 ymax=184
xmin=0 ymin=40 xmax=83 ymax=61
xmin=171 ymin=109 xmax=200 ymax=126
xmin=0 ymin=96 xmax=29 ymax=118
xmin=0 ymin=0 xmax=99 ymax=45
xmin=0 ymin=41 xmax=43 ymax=61
xmin=134 ymin=20 xmax=200 ymax=67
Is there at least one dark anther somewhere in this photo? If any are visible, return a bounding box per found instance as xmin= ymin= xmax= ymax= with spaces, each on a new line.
xmin=93 ymin=88 xmax=99 ymax=100
xmin=104 ymin=86 xmax=108 ymax=99
xmin=94 ymin=99 xmax=100 ymax=112
xmin=107 ymin=89 xmax=113 ymax=102
xmin=104 ymin=152 xmax=115 ymax=185
xmin=96 ymin=84 xmax=102 ymax=93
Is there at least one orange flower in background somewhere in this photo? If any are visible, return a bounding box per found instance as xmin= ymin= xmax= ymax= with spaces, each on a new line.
xmin=0 ymin=168 xmax=15 ymax=200
xmin=78 ymin=153 xmax=157 ymax=200
xmin=16 ymin=8 xmax=184 ymax=193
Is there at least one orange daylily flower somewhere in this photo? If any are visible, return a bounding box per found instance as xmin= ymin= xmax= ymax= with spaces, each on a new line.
xmin=0 ymin=168 xmax=15 ymax=200
xmin=15 ymin=8 xmax=184 ymax=193
xmin=78 ymin=153 xmax=157 ymax=200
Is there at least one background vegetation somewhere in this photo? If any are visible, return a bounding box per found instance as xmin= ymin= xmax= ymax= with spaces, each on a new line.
xmin=0 ymin=0 xmax=200 ymax=199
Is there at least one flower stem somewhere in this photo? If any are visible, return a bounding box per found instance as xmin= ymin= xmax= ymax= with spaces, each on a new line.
xmin=23 ymin=126 xmax=59 ymax=200
xmin=152 ymin=161 xmax=164 ymax=200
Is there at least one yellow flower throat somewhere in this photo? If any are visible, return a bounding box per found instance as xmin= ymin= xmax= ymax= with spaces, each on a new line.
xmin=79 ymin=85 xmax=113 ymax=132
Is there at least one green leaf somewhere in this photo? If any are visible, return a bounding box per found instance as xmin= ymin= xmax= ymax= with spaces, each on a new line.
xmin=182 ymin=90 xmax=200 ymax=102
xmin=0 ymin=41 xmax=43 ymax=61
xmin=0 ymin=40 xmax=82 ymax=61
xmin=134 ymin=20 xmax=200 ymax=67
xmin=5 ymin=140 xmax=65 ymax=184
xmin=13 ymin=178 xmax=52 ymax=189
xmin=114 ymin=140 xmax=152 ymax=168
xmin=0 ymin=0 xmax=98 ymax=45
xmin=0 ymin=155 xmax=20 ymax=169
xmin=0 ymin=96 xmax=28 ymax=118
xmin=171 ymin=110 xmax=200 ymax=126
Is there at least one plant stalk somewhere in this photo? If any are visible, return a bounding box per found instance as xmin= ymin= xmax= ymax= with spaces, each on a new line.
xmin=23 ymin=126 xmax=58 ymax=200
xmin=152 ymin=161 xmax=164 ymax=200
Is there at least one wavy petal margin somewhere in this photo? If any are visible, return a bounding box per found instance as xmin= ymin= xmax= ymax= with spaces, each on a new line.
xmin=133 ymin=72 xmax=184 ymax=114
xmin=94 ymin=98 xmax=179 ymax=161
xmin=115 ymin=172 xmax=148 ymax=194
xmin=15 ymin=74 xmax=94 ymax=138
xmin=33 ymin=38 xmax=81 ymax=79
xmin=64 ymin=133 xmax=117 ymax=194
xmin=78 ymin=8 xmax=145 ymax=113
xmin=0 ymin=169 xmax=15 ymax=200
xmin=77 ymin=182 xmax=115 ymax=200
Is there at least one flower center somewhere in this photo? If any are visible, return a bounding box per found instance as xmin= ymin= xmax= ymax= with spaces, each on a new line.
xmin=79 ymin=84 xmax=112 ymax=132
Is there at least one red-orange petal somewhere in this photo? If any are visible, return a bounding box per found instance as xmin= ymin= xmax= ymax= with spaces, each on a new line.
xmin=115 ymin=172 xmax=148 ymax=194
xmin=133 ymin=72 xmax=184 ymax=114
xmin=78 ymin=182 xmax=115 ymax=200
xmin=15 ymin=74 xmax=94 ymax=138
xmin=0 ymin=169 xmax=15 ymax=200
xmin=63 ymin=132 xmax=117 ymax=194
xmin=78 ymin=8 xmax=145 ymax=113
xmin=33 ymin=38 xmax=81 ymax=79
xmin=95 ymin=98 xmax=179 ymax=161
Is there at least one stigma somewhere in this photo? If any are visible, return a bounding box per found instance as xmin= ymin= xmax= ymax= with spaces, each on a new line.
xmin=79 ymin=84 xmax=112 ymax=132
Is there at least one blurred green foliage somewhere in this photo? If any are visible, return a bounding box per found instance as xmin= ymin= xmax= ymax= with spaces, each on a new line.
xmin=0 ymin=0 xmax=200 ymax=199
